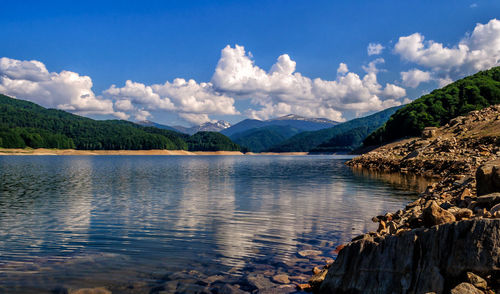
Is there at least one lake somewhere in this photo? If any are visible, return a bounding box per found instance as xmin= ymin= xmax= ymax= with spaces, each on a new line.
xmin=0 ymin=155 xmax=429 ymax=293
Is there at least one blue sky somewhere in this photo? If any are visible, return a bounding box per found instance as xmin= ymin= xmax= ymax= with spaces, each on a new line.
xmin=1 ymin=0 xmax=499 ymax=126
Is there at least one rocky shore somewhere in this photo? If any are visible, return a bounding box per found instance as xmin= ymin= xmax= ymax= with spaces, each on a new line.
xmin=307 ymin=105 xmax=500 ymax=293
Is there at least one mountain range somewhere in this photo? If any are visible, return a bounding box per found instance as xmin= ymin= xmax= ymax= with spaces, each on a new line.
xmin=137 ymin=120 xmax=231 ymax=135
xmin=2 ymin=67 xmax=498 ymax=153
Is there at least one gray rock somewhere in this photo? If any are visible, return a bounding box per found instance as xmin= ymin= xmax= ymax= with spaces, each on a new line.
xmin=271 ymin=274 xmax=290 ymax=284
xmin=320 ymin=219 xmax=500 ymax=294
xmin=297 ymin=250 xmax=322 ymax=257
xmin=476 ymin=159 xmax=500 ymax=195
xmin=258 ymin=285 xmax=296 ymax=294
xmin=215 ymin=284 xmax=248 ymax=294
xmin=246 ymin=274 xmax=277 ymax=290
xmin=450 ymin=282 xmax=483 ymax=294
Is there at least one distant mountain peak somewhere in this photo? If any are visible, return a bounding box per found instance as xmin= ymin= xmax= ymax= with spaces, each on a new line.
xmin=268 ymin=114 xmax=337 ymax=124
xmin=136 ymin=119 xmax=231 ymax=135
xmin=196 ymin=120 xmax=231 ymax=132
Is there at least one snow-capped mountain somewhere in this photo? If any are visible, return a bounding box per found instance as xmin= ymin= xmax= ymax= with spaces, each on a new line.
xmin=137 ymin=120 xmax=231 ymax=135
xmin=191 ymin=120 xmax=232 ymax=133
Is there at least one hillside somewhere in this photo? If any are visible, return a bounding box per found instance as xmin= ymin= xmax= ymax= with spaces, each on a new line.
xmin=136 ymin=120 xmax=181 ymax=133
xmin=364 ymin=66 xmax=500 ymax=146
xmin=186 ymin=131 xmax=240 ymax=151
xmin=267 ymin=106 xmax=401 ymax=152
xmin=0 ymin=94 xmax=241 ymax=151
xmin=309 ymin=126 xmax=373 ymax=153
xmin=319 ymin=106 xmax=500 ymax=294
xmin=220 ymin=115 xmax=338 ymax=137
xmin=230 ymin=125 xmax=302 ymax=153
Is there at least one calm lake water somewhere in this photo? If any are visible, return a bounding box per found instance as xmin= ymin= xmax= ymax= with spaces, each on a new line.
xmin=0 ymin=155 xmax=430 ymax=293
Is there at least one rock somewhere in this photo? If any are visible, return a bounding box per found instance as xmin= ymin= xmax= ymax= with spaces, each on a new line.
xmin=203 ymin=275 xmax=224 ymax=284
xmin=69 ymin=288 xmax=111 ymax=294
xmin=272 ymin=274 xmax=290 ymax=284
xmin=312 ymin=267 xmax=321 ymax=275
xmin=259 ymin=284 xmax=296 ymax=294
xmin=422 ymin=201 xmax=456 ymax=227
xmin=476 ymin=193 xmax=500 ymax=208
xmin=309 ymin=269 xmax=328 ymax=288
xmin=296 ymin=283 xmax=312 ymax=291
xmin=175 ymin=282 xmax=211 ymax=294
xmin=490 ymin=203 xmax=500 ymax=214
xmin=451 ymin=208 xmax=474 ymax=221
xmin=297 ymin=250 xmax=322 ymax=257
xmin=461 ymin=188 xmax=473 ymax=200
xmin=216 ymin=284 xmax=247 ymax=294
xmin=476 ymin=159 xmax=500 ymax=195
xmin=422 ymin=127 xmax=438 ymax=139
xmin=246 ymin=274 xmax=276 ymax=290
xmin=388 ymin=221 xmax=398 ymax=234
xmin=319 ymin=219 xmax=500 ymax=294
xmin=466 ymin=272 xmax=488 ymax=290
xmin=450 ymin=282 xmax=483 ymax=294
xmin=377 ymin=220 xmax=387 ymax=233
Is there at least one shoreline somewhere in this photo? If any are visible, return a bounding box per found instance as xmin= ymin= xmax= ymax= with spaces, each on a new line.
xmin=312 ymin=105 xmax=500 ymax=293
xmin=0 ymin=148 xmax=310 ymax=156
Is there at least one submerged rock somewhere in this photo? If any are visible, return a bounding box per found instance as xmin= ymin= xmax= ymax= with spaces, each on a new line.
xmin=69 ymin=288 xmax=111 ymax=294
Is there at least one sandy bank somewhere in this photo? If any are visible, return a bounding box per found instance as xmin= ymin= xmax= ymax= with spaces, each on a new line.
xmin=251 ymin=152 xmax=309 ymax=156
xmin=0 ymin=148 xmax=310 ymax=156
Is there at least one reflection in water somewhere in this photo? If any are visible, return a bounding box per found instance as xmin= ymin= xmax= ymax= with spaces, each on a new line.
xmin=0 ymin=155 xmax=420 ymax=293
xmin=351 ymin=167 xmax=435 ymax=193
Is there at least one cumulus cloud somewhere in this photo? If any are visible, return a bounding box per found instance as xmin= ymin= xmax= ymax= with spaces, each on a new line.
xmin=212 ymin=45 xmax=405 ymax=121
xmin=337 ymin=63 xmax=349 ymax=75
xmin=395 ymin=18 xmax=500 ymax=81
xmin=103 ymin=78 xmax=239 ymax=124
xmin=0 ymin=57 xmax=115 ymax=116
xmin=400 ymin=69 xmax=432 ymax=88
xmin=367 ymin=43 xmax=385 ymax=56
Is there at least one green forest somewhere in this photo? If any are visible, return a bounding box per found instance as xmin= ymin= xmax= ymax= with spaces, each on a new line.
xmin=267 ymin=106 xmax=401 ymax=152
xmin=0 ymin=94 xmax=241 ymax=151
xmin=364 ymin=66 xmax=500 ymax=146
xmin=231 ymin=125 xmax=302 ymax=153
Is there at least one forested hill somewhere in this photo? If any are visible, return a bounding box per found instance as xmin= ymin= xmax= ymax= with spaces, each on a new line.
xmin=364 ymin=66 xmax=500 ymax=146
xmin=0 ymin=94 xmax=241 ymax=151
xmin=267 ymin=106 xmax=401 ymax=152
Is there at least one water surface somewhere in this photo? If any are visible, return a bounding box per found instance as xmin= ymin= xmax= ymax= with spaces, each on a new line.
xmin=0 ymin=155 xmax=427 ymax=293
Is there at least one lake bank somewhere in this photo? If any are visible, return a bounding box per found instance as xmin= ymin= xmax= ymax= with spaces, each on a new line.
xmin=313 ymin=106 xmax=500 ymax=293
xmin=0 ymin=148 xmax=313 ymax=156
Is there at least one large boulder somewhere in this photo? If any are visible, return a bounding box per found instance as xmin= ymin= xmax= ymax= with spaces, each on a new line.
xmin=476 ymin=159 xmax=500 ymax=195
xmin=319 ymin=219 xmax=500 ymax=294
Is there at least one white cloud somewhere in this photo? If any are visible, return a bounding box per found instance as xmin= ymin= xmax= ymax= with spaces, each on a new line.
xmin=367 ymin=43 xmax=385 ymax=56
xmin=104 ymin=78 xmax=239 ymax=124
xmin=395 ymin=18 xmax=500 ymax=80
xmin=470 ymin=3 xmax=478 ymax=8
xmin=178 ymin=113 xmax=213 ymax=125
xmin=0 ymin=57 xmax=115 ymax=116
xmin=337 ymin=63 xmax=349 ymax=75
xmin=212 ymin=45 xmax=405 ymax=121
xmin=400 ymin=69 xmax=432 ymax=88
